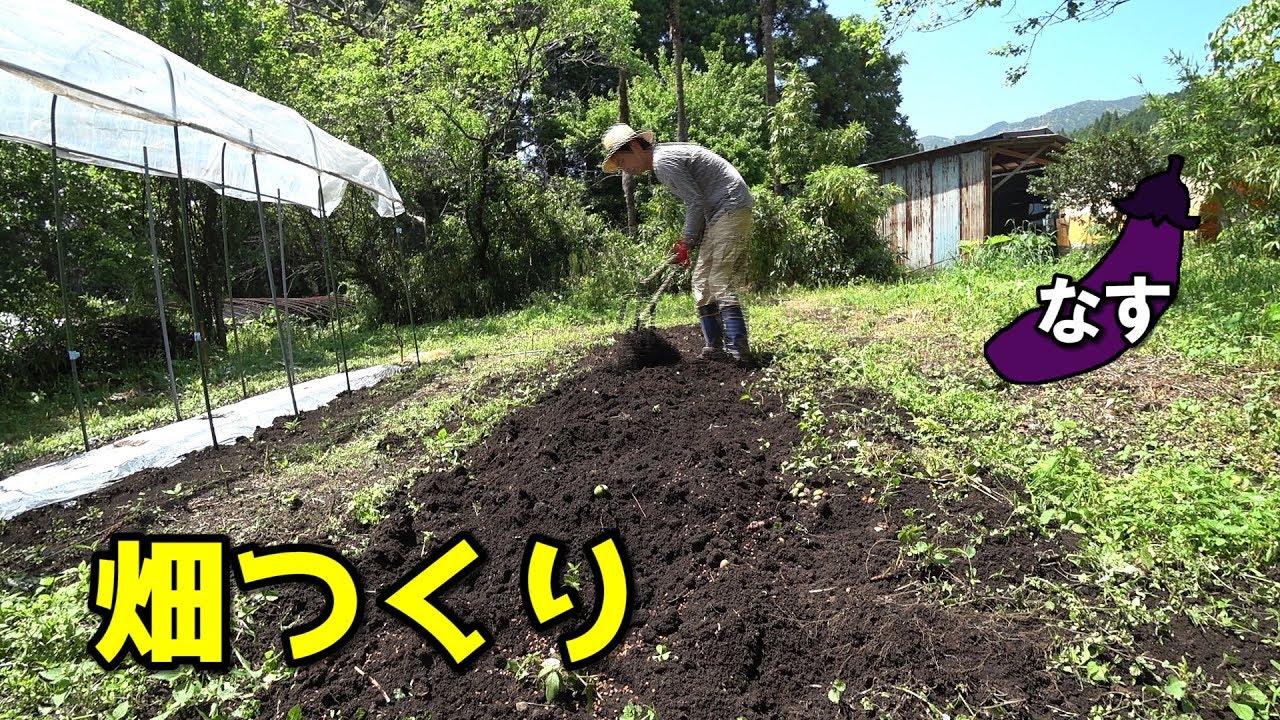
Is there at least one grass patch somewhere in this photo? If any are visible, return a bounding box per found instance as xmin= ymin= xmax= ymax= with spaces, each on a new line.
xmin=745 ymin=237 xmax=1280 ymax=717
xmin=0 ymin=565 xmax=288 ymax=720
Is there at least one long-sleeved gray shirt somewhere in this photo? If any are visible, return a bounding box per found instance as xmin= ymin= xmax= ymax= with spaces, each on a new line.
xmin=651 ymin=143 xmax=753 ymax=245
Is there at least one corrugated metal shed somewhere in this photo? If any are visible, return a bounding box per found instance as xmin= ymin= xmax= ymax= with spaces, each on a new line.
xmin=864 ymin=128 xmax=1070 ymax=270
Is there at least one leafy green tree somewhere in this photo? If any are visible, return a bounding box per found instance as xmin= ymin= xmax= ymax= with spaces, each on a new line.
xmin=1072 ymin=103 xmax=1161 ymax=141
xmin=778 ymin=15 xmax=915 ymax=161
xmin=277 ymin=0 xmax=641 ymax=317
xmin=1151 ymin=0 xmax=1279 ymax=251
xmin=572 ymin=49 xmax=770 ymax=186
xmin=769 ymin=70 xmax=870 ymax=186
xmin=633 ymin=2 xmax=915 ymax=161
xmin=1029 ymin=129 xmax=1163 ymax=234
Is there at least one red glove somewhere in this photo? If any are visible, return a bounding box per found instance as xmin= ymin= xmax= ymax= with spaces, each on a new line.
xmin=670 ymin=240 xmax=690 ymax=268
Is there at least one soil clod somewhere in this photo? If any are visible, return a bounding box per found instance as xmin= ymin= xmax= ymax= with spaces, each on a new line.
xmin=610 ymin=327 xmax=683 ymax=371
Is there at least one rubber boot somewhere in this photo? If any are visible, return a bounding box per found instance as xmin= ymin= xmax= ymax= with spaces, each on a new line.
xmin=697 ymin=302 xmax=726 ymax=360
xmin=721 ymin=303 xmax=750 ymax=362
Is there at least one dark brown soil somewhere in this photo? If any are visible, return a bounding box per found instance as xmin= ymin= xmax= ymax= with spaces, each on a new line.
xmin=610 ymin=328 xmax=682 ymax=372
xmin=262 ymin=327 xmax=1079 ymax=719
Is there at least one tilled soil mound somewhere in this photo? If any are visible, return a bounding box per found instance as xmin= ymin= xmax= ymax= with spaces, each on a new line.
xmin=265 ymin=327 xmax=1079 ymax=719
xmin=610 ymin=327 xmax=683 ymax=372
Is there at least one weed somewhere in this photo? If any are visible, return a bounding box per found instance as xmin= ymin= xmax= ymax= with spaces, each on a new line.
xmin=827 ymin=679 xmax=847 ymax=704
xmin=0 ymin=565 xmax=288 ymax=720
xmin=506 ymin=653 xmax=540 ymax=682
xmin=1228 ymin=677 xmax=1277 ymax=719
xmin=564 ymin=562 xmax=584 ymax=592
xmin=349 ymin=482 xmax=392 ymax=526
xmin=620 ymin=702 xmax=659 ymax=720
xmin=510 ymin=655 xmax=596 ymax=707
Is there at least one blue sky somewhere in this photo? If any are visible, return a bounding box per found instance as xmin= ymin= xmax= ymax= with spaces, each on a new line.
xmin=825 ymin=0 xmax=1236 ymax=138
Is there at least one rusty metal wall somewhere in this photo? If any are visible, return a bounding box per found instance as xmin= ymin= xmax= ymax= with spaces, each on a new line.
xmin=878 ymin=165 xmax=905 ymax=261
xmin=877 ymin=148 xmax=990 ymax=269
xmin=889 ymin=165 xmax=909 ymax=259
xmin=959 ymin=150 xmax=988 ymax=243
xmin=931 ymin=154 xmax=961 ymax=267
xmin=908 ymin=161 xmax=933 ymax=269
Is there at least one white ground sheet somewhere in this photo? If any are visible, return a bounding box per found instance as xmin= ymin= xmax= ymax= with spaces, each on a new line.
xmin=0 ymin=364 xmax=403 ymax=520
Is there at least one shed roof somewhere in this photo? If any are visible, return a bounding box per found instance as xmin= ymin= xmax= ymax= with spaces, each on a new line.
xmin=862 ymin=127 xmax=1070 ymax=173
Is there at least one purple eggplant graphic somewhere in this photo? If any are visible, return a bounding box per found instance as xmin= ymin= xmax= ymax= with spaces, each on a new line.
xmin=984 ymin=155 xmax=1200 ymax=384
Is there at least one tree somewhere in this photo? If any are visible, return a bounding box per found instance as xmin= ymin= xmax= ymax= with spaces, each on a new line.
xmin=781 ymin=15 xmax=916 ymax=161
xmin=669 ymin=0 xmax=689 ymax=141
xmin=632 ymin=1 xmax=916 ymax=160
xmin=761 ymin=0 xmax=778 ymax=108
xmin=572 ymin=50 xmax=771 ymax=186
xmin=281 ymin=0 xmax=641 ymax=317
xmin=618 ymin=69 xmax=640 ymax=236
xmin=1028 ymin=129 xmax=1163 ymax=233
xmin=1072 ymin=103 xmax=1161 ymax=141
xmin=875 ymin=0 xmax=1137 ymax=83
xmin=1150 ymin=0 xmax=1279 ymax=251
xmin=761 ymin=0 xmax=779 ymax=192
xmin=770 ymin=70 xmax=870 ymax=187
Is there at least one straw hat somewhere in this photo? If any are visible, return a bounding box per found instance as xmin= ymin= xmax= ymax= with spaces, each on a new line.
xmin=601 ymin=123 xmax=656 ymax=173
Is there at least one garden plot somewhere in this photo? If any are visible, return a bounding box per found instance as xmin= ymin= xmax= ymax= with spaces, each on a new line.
xmin=260 ymin=329 xmax=1085 ymax=719
xmin=1 ymin=326 xmax=1274 ymax=720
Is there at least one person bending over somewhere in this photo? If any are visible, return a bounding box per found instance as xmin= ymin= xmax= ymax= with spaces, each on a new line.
xmin=601 ymin=123 xmax=755 ymax=362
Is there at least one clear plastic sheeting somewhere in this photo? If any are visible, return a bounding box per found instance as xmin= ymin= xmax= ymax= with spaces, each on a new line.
xmin=0 ymin=365 xmax=404 ymax=520
xmin=0 ymin=0 xmax=402 ymax=216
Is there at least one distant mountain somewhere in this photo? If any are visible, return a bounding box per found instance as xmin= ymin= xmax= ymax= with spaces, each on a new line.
xmin=918 ymin=135 xmax=953 ymax=150
xmin=917 ymin=96 xmax=1146 ymax=151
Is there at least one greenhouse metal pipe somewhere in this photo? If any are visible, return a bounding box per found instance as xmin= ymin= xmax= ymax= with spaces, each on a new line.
xmin=172 ymin=125 xmax=218 ymax=447
xmin=220 ymin=144 xmax=248 ymax=399
xmin=0 ymin=132 xmax=290 ymax=204
xmin=316 ymin=179 xmax=351 ymax=392
xmin=249 ymin=134 xmax=299 ymax=417
xmin=274 ymin=191 xmax=299 ymax=402
xmin=379 ymin=205 xmax=403 ymax=363
xmin=305 ymin=123 xmax=349 ymax=390
xmin=142 ymin=147 xmax=182 ymax=422
xmin=390 ymin=199 xmax=421 ymax=365
xmin=48 ymin=96 xmax=90 ymax=452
